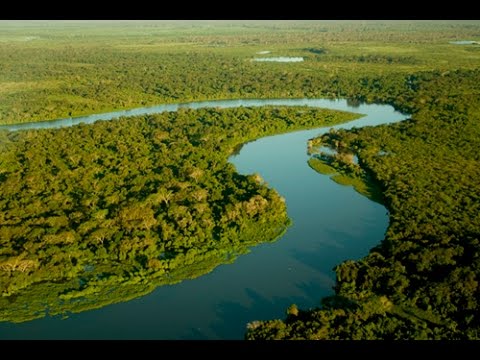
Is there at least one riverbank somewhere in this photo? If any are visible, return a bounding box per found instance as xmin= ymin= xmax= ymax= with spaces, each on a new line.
xmin=0 ymin=100 xmax=408 ymax=339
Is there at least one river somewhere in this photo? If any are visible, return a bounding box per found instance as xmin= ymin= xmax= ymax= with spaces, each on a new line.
xmin=0 ymin=98 xmax=409 ymax=339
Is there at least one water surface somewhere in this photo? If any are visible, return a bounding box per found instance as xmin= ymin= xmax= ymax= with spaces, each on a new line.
xmin=449 ymin=40 xmax=479 ymax=45
xmin=252 ymin=57 xmax=304 ymax=62
xmin=0 ymin=98 xmax=409 ymax=339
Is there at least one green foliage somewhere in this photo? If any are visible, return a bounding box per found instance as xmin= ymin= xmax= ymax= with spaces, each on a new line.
xmin=1 ymin=21 xmax=480 ymax=125
xmin=0 ymin=106 xmax=355 ymax=323
xmin=247 ymin=67 xmax=480 ymax=340
xmin=2 ymin=20 xmax=480 ymax=339
xmin=307 ymin=158 xmax=336 ymax=175
xmin=307 ymin=151 xmax=384 ymax=204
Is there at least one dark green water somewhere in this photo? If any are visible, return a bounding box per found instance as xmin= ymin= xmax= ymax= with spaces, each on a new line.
xmin=0 ymin=98 xmax=409 ymax=339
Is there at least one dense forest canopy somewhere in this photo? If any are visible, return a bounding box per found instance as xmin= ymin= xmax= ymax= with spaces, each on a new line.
xmin=246 ymin=68 xmax=480 ymax=340
xmin=0 ymin=106 xmax=358 ymax=322
xmin=1 ymin=20 xmax=480 ymax=339
xmin=1 ymin=21 xmax=480 ymax=125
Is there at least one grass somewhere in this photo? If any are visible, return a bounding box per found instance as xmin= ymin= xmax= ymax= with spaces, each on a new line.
xmin=307 ymin=157 xmax=337 ymax=175
xmin=308 ymin=157 xmax=384 ymax=204
xmin=2 ymin=21 xmax=480 ymax=125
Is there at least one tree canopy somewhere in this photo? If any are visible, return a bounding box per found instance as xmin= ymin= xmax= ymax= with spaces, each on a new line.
xmin=0 ymin=106 xmax=356 ymax=323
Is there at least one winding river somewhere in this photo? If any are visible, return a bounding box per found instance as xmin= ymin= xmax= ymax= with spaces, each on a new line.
xmin=0 ymin=98 xmax=409 ymax=339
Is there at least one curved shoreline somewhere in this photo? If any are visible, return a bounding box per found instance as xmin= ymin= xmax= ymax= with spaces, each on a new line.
xmin=0 ymin=97 xmax=409 ymax=132
xmin=0 ymin=98 xmax=411 ymax=339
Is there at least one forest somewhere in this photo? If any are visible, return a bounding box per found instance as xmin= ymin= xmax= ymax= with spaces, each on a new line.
xmin=1 ymin=21 xmax=480 ymax=126
xmin=246 ymin=68 xmax=480 ymax=340
xmin=0 ymin=106 xmax=357 ymax=322
xmin=0 ymin=20 xmax=480 ymax=339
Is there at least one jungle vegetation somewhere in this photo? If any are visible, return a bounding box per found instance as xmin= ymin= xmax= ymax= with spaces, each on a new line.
xmin=1 ymin=21 xmax=480 ymax=338
xmin=246 ymin=68 xmax=480 ymax=340
xmin=0 ymin=106 xmax=357 ymax=322
xmin=1 ymin=20 xmax=480 ymax=125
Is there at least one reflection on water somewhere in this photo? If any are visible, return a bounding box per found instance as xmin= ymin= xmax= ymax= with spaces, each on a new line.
xmin=0 ymin=98 xmax=409 ymax=339
xmin=0 ymin=241 xmax=270 ymax=325
xmin=253 ymin=57 xmax=304 ymax=62
xmin=449 ymin=40 xmax=479 ymax=45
